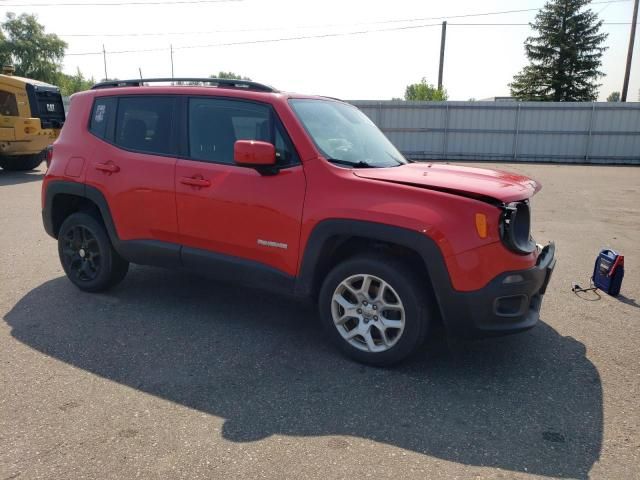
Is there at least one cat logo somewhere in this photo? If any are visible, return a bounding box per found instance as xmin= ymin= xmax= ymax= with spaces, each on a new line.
xmin=46 ymin=103 xmax=56 ymax=112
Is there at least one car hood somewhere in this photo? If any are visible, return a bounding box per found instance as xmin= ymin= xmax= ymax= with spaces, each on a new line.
xmin=352 ymin=162 xmax=541 ymax=203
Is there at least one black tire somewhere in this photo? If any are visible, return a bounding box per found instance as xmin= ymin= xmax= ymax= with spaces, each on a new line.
xmin=0 ymin=151 xmax=45 ymax=171
xmin=318 ymin=254 xmax=431 ymax=366
xmin=58 ymin=212 xmax=129 ymax=292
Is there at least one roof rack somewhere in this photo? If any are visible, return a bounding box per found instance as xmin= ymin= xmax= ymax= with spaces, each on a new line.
xmin=91 ymin=77 xmax=278 ymax=93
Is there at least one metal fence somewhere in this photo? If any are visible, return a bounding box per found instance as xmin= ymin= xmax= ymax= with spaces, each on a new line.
xmin=349 ymin=101 xmax=640 ymax=165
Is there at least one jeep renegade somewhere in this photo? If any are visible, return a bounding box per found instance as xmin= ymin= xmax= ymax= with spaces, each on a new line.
xmin=42 ymin=78 xmax=556 ymax=366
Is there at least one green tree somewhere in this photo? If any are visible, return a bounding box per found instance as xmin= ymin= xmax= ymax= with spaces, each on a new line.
xmin=211 ymin=71 xmax=251 ymax=81
xmin=510 ymin=0 xmax=608 ymax=101
xmin=57 ymin=68 xmax=95 ymax=96
xmin=404 ymin=78 xmax=448 ymax=101
xmin=606 ymin=91 xmax=620 ymax=102
xmin=0 ymin=12 xmax=67 ymax=85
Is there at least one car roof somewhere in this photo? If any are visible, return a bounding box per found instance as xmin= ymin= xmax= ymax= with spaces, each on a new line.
xmin=81 ymin=83 xmax=345 ymax=105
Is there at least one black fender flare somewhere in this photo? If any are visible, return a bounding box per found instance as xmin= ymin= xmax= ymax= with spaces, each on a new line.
xmin=294 ymin=219 xmax=457 ymax=321
xmin=43 ymin=180 xmax=120 ymax=244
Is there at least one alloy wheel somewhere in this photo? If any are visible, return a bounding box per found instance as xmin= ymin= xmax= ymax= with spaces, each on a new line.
xmin=330 ymin=274 xmax=406 ymax=353
xmin=61 ymin=225 xmax=101 ymax=282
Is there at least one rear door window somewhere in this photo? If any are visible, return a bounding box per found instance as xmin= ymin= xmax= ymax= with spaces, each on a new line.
xmin=114 ymin=96 xmax=175 ymax=155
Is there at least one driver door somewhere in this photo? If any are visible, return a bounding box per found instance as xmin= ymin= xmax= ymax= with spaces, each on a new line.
xmin=175 ymin=97 xmax=306 ymax=279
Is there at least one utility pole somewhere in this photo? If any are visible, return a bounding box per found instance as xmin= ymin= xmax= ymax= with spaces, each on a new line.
xmin=621 ymin=0 xmax=639 ymax=101
xmin=438 ymin=21 xmax=447 ymax=91
xmin=102 ymin=44 xmax=108 ymax=80
xmin=139 ymin=67 xmax=143 ymax=79
xmin=170 ymin=44 xmax=174 ymax=80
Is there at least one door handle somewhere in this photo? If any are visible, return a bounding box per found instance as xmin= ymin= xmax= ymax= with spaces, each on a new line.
xmin=95 ymin=162 xmax=120 ymax=173
xmin=180 ymin=176 xmax=211 ymax=188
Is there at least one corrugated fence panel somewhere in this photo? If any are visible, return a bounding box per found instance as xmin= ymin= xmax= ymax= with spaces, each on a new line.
xmin=349 ymin=100 xmax=640 ymax=165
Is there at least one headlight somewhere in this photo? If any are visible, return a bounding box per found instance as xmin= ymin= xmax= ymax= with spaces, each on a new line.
xmin=500 ymin=201 xmax=536 ymax=255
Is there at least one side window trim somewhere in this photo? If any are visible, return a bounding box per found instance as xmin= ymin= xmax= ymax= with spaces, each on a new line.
xmin=273 ymin=113 xmax=301 ymax=168
xmin=181 ymin=95 xmax=300 ymax=169
xmin=106 ymin=97 xmax=117 ymax=142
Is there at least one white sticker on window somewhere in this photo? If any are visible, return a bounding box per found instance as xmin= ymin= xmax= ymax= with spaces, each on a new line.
xmin=94 ymin=104 xmax=106 ymax=122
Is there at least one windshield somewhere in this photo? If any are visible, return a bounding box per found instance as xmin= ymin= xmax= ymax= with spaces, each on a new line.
xmin=289 ymin=99 xmax=407 ymax=168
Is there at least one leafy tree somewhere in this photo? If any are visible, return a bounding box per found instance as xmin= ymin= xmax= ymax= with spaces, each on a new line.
xmin=404 ymin=78 xmax=448 ymax=101
xmin=0 ymin=12 xmax=67 ymax=85
xmin=57 ymin=68 xmax=95 ymax=96
xmin=510 ymin=0 xmax=608 ymax=101
xmin=606 ymin=91 xmax=620 ymax=102
xmin=211 ymin=71 xmax=251 ymax=81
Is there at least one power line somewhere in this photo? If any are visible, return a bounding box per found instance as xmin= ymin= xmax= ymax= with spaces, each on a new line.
xmin=1 ymin=0 xmax=630 ymax=9
xmin=0 ymin=0 xmax=239 ymax=6
xmin=52 ymin=0 xmax=633 ymax=38
xmin=65 ymin=19 xmax=637 ymax=56
xmin=448 ymin=22 xmax=635 ymax=25
xmin=54 ymin=21 xmax=636 ymax=38
xmin=67 ymin=22 xmax=446 ymax=56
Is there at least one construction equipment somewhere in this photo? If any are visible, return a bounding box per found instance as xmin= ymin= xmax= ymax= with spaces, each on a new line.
xmin=0 ymin=65 xmax=65 ymax=171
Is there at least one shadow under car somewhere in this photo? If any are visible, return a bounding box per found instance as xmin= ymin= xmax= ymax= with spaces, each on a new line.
xmin=4 ymin=266 xmax=603 ymax=479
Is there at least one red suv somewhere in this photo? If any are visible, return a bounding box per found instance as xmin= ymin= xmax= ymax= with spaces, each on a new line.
xmin=42 ymin=78 xmax=555 ymax=366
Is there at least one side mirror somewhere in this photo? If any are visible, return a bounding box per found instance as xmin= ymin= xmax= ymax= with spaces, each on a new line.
xmin=234 ymin=140 xmax=278 ymax=175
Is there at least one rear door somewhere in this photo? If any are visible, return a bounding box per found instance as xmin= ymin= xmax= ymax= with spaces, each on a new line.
xmin=175 ymin=96 xmax=306 ymax=279
xmin=85 ymin=95 xmax=181 ymax=262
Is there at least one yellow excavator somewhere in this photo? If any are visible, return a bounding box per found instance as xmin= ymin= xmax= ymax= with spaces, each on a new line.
xmin=0 ymin=65 xmax=65 ymax=171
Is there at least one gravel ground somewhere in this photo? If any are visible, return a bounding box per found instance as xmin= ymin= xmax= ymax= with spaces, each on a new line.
xmin=1 ymin=163 xmax=638 ymax=480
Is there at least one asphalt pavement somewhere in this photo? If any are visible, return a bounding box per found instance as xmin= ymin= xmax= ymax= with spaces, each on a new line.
xmin=1 ymin=163 xmax=638 ymax=479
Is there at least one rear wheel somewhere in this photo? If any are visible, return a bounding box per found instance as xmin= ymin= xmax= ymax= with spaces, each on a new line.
xmin=0 ymin=151 xmax=45 ymax=171
xmin=58 ymin=212 xmax=129 ymax=292
xmin=318 ymin=255 xmax=431 ymax=366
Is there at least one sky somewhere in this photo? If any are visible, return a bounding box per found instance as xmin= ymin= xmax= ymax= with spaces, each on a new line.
xmin=1 ymin=0 xmax=638 ymax=101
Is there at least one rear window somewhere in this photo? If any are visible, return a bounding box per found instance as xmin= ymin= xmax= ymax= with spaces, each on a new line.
xmin=114 ymin=96 xmax=174 ymax=156
xmin=89 ymin=97 xmax=116 ymax=140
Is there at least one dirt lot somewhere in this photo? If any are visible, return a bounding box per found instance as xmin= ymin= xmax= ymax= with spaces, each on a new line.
xmin=1 ymin=163 xmax=639 ymax=480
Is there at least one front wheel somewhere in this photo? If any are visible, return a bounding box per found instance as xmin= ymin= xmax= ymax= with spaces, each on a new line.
xmin=318 ymin=255 xmax=431 ymax=366
xmin=58 ymin=212 xmax=129 ymax=292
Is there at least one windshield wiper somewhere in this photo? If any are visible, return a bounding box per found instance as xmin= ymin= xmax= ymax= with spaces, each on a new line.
xmin=326 ymin=158 xmax=375 ymax=168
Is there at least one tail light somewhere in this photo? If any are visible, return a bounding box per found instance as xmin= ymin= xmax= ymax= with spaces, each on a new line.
xmin=45 ymin=146 xmax=53 ymax=168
